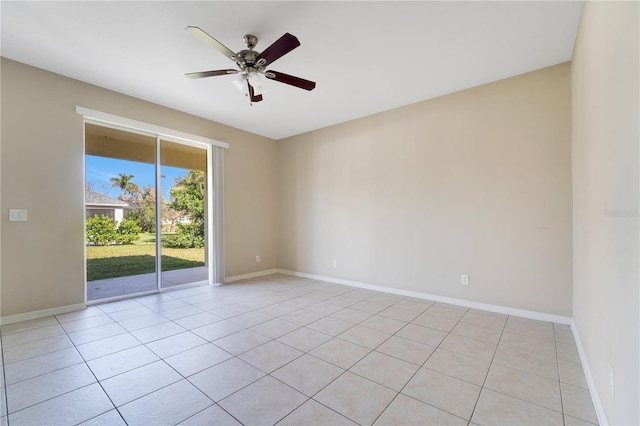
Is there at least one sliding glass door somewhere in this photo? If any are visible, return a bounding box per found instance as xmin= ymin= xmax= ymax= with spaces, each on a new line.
xmin=84 ymin=124 xmax=211 ymax=301
xmin=159 ymin=140 xmax=208 ymax=289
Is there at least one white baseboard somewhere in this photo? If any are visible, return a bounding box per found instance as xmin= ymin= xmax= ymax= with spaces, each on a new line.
xmin=0 ymin=303 xmax=87 ymax=326
xmin=225 ymin=268 xmax=278 ymax=283
xmin=277 ymin=269 xmax=572 ymax=324
xmin=570 ymin=321 xmax=609 ymax=426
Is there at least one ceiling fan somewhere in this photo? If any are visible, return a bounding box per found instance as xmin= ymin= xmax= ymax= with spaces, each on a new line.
xmin=185 ymin=26 xmax=316 ymax=104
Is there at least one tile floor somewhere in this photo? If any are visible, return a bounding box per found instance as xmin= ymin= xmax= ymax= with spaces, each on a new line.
xmin=0 ymin=274 xmax=598 ymax=425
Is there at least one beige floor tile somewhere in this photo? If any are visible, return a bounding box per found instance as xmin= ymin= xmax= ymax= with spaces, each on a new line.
xmin=452 ymin=322 xmax=502 ymax=344
xmin=178 ymin=405 xmax=241 ymax=426
xmin=4 ymin=347 xmax=84 ymax=385
xmin=256 ymin=302 xmax=299 ymax=317
xmin=174 ymin=312 xmax=221 ymax=330
xmin=315 ymin=372 xmax=397 ymax=425
xmin=460 ymin=312 xmax=507 ymax=330
xmin=561 ymin=382 xmax=598 ymax=424
xmin=129 ymin=322 xmax=185 ymax=344
xmin=424 ymin=348 xmax=490 ymax=385
xmin=310 ymin=338 xmax=371 ymax=369
xmin=98 ymin=299 xmax=143 ymax=314
xmin=500 ymin=330 xmax=557 ymax=358
xmin=146 ymin=331 xmax=207 ymax=358
xmin=118 ymin=380 xmax=213 ymax=426
xmin=100 ymin=361 xmax=181 ymax=407
xmin=219 ymin=376 xmax=307 ymax=425
xmin=7 ymin=383 xmax=113 ymax=426
xmin=191 ymin=320 xmax=244 ymax=341
xmin=280 ymin=309 xmax=328 ymax=326
xmin=557 ymin=341 xmax=581 ymax=363
xmin=375 ymin=335 xmax=436 ymax=366
xmin=350 ymin=300 xmax=389 ymax=315
xmin=239 ymin=340 xmax=303 ymax=373
xmin=439 ymin=333 xmax=497 ymax=362
xmin=2 ymin=335 xmax=73 ymax=364
xmin=396 ymin=323 xmax=447 ymax=346
xmin=392 ymin=299 xmax=433 ymax=313
xmin=564 ymin=414 xmax=598 ymax=425
xmin=277 ymin=327 xmax=333 ymax=352
xmin=426 ymin=305 xmax=467 ymax=321
xmin=471 ymin=388 xmax=563 ymax=425
xmin=2 ymin=277 xmax=602 ymax=426
xmin=2 ymin=325 xmax=66 ymax=348
xmin=117 ymin=313 xmax=170 ymax=332
xmin=374 ymin=394 xmax=467 ymax=426
xmin=493 ymin=345 xmax=559 ymax=380
xmin=558 ymin=359 xmax=588 ymax=388
xmin=359 ymin=315 xmax=406 ymax=334
xmin=7 ymin=363 xmax=96 ymax=413
xmin=158 ymin=305 xmax=205 ymax=321
xmin=350 ymin=351 xmax=419 ymax=391
xmin=378 ymin=306 xmax=421 ymax=322
xmin=60 ymin=315 xmax=115 ymax=334
xmin=411 ymin=313 xmax=458 ymax=332
xmin=272 ymin=354 xmax=344 ymax=396
xmin=164 ymin=343 xmax=232 ymax=377
xmin=189 ymin=357 xmax=265 ymax=402
xmin=555 ymin=329 xmax=577 ymax=345
xmin=330 ymin=308 xmax=373 ymax=324
xmin=228 ymin=311 xmax=274 ymax=328
xmin=307 ymin=317 xmax=355 ymax=336
xmin=251 ymin=318 xmax=301 ymax=339
xmin=75 ymin=333 xmax=141 ymax=361
xmin=213 ymin=329 xmax=271 ymax=355
xmin=81 ymin=409 xmax=126 ymax=425
xmin=484 ymin=364 xmax=562 ymax=412
xmin=278 ymin=399 xmax=357 ymax=425
xmin=402 ymin=368 xmax=481 ymax=420
xmin=504 ymin=320 xmax=555 ymax=340
xmin=87 ymin=345 xmax=159 ymax=381
xmin=55 ymin=307 xmax=104 ymax=323
xmin=306 ymin=302 xmax=345 ymax=316
xmin=338 ymin=325 xmax=391 ymax=349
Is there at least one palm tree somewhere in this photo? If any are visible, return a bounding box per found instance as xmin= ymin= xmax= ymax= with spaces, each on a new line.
xmin=110 ymin=173 xmax=139 ymax=201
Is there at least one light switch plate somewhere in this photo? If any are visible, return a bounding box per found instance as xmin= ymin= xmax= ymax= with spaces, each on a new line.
xmin=9 ymin=209 xmax=28 ymax=222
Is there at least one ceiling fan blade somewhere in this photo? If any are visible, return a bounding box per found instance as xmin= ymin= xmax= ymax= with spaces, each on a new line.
xmin=248 ymin=81 xmax=263 ymax=103
xmin=185 ymin=69 xmax=238 ymax=79
xmin=265 ymin=70 xmax=316 ymax=91
xmin=186 ymin=26 xmax=237 ymax=61
xmin=256 ymin=33 xmax=300 ymax=66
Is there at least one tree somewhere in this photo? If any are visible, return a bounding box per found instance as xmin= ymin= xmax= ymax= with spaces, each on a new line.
xmin=163 ymin=170 xmax=206 ymax=248
xmin=127 ymin=185 xmax=157 ymax=233
xmin=169 ymin=170 xmax=205 ymax=225
xmin=110 ymin=173 xmax=141 ymax=202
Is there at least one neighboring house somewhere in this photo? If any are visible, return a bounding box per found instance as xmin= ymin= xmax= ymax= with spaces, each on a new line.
xmin=85 ymin=190 xmax=129 ymax=225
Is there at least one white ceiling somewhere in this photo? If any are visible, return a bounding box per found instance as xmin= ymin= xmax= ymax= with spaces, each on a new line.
xmin=1 ymin=1 xmax=583 ymax=140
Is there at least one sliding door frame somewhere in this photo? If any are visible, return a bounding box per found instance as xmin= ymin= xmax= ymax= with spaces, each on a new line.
xmin=79 ymin=107 xmax=226 ymax=303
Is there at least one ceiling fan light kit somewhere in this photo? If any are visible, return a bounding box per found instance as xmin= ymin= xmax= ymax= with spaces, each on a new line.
xmin=185 ymin=26 xmax=316 ymax=104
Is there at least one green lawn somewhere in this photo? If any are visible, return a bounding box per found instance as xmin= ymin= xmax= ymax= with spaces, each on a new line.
xmin=86 ymin=233 xmax=205 ymax=281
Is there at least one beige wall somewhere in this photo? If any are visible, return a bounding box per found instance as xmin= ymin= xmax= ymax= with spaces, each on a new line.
xmin=0 ymin=58 xmax=278 ymax=317
xmin=278 ymin=63 xmax=573 ymax=316
xmin=571 ymin=2 xmax=639 ymax=424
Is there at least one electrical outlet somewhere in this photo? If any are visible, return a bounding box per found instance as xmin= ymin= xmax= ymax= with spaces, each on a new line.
xmin=332 ymin=259 xmax=337 ymax=268
xmin=460 ymin=274 xmax=469 ymax=285
xmin=255 ymin=255 xmax=261 ymax=263
xmin=609 ymin=364 xmax=615 ymax=396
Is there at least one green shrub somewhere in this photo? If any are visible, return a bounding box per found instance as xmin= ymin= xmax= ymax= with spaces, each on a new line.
xmin=162 ymin=223 xmax=204 ymax=248
xmin=86 ymin=215 xmax=117 ymax=246
xmin=115 ymin=218 xmax=141 ymax=244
